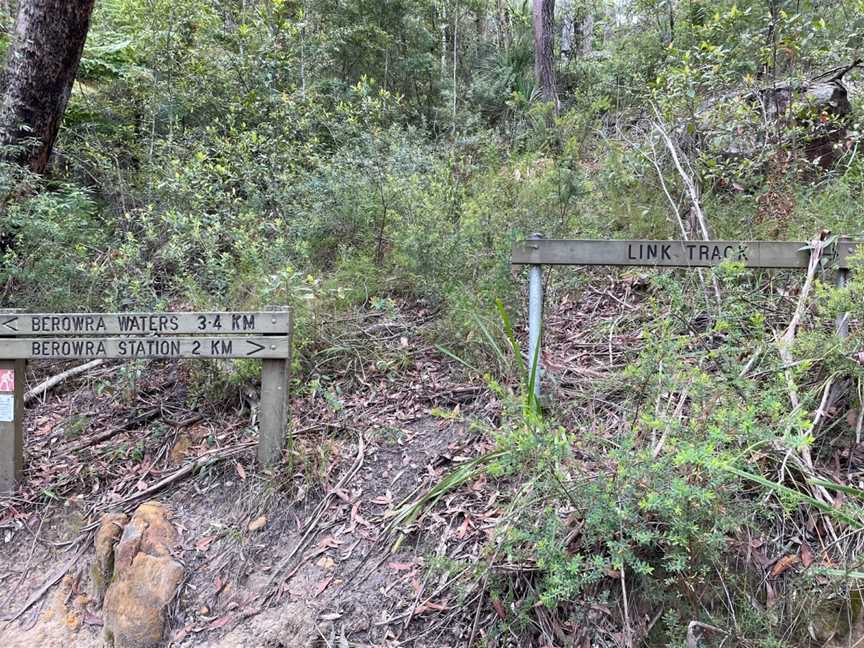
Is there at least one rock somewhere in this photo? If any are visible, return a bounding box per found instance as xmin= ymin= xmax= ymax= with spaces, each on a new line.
xmin=247 ymin=515 xmax=267 ymax=532
xmin=113 ymin=501 xmax=179 ymax=572
xmin=103 ymin=553 xmax=184 ymax=648
xmin=102 ymin=501 xmax=184 ymax=648
xmin=64 ymin=610 xmax=81 ymax=632
xmin=91 ymin=512 xmax=128 ymax=603
xmin=804 ymin=589 xmax=864 ymax=646
xmin=692 ymin=64 xmax=859 ymax=169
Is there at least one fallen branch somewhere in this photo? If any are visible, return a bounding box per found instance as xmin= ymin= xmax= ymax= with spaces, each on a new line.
xmin=115 ymin=441 xmax=255 ymax=507
xmin=651 ymin=104 xmax=722 ymax=305
xmin=63 ymin=407 xmax=161 ymax=454
xmin=24 ymin=359 xmax=105 ymax=404
xmin=686 ymin=620 xmax=728 ymax=648
xmin=771 ymin=235 xmax=838 ymax=532
xmin=777 ymin=235 xmax=826 ymax=415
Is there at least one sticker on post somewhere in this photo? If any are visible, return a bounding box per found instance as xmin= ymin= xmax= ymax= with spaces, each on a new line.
xmin=0 ymin=369 xmax=13 ymax=392
xmin=0 ymin=394 xmax=13 ymax=422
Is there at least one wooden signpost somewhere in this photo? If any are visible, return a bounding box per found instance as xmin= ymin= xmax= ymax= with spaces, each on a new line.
xmin=0 ymin=310 xmax=292 ymax=493
xmin=512 ymin=239 xmax=861 ymax=268
xmin=513 ymin=237 xmax=861 ymax=399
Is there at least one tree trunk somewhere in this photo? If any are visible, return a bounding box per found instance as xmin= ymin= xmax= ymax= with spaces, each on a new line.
xmin=532 ymin=0 xmax=557 ymax=109
xmin=0 ymin=0 xmax=95 ymax=173
xmin=559 ymin=0 xmax=574 ymax=59
xmin=580 ymin=12 xmax=593 ymax=55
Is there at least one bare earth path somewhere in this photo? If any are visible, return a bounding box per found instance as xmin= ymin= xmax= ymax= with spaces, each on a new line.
xmin=0 ymin=301 xmax=507 ymax=647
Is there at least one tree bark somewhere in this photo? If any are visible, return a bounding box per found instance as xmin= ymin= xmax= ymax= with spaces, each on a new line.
xmin=532 ymin=0 xmax=557 ymax=109
xmin=0 ymin=0 xmax=96 ymax=173
xmin=559 ymin=0 xmax=574 ymax=59
xmin=580 ymin=12 xmax=593 ymax=55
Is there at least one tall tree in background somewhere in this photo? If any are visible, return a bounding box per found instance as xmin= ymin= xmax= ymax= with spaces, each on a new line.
xmin=0 ymin=0 xmax=96 ymax=173
xmin=532 ymin=0 xmax=557 ymax=109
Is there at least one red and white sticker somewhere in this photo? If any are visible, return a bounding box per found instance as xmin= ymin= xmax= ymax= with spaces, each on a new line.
xmin=0 ymin=369 xmax=14 ymax=392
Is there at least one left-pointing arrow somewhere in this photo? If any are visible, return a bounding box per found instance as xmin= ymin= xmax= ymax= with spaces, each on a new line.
xmin=1 ymin=317 xmax=18 ymax=332
xmin=246 ymin=340 xmax=265 ymax=356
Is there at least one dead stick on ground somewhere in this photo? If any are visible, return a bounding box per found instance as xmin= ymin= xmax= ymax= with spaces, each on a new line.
xmin=0 ymin=515 xmax=44 ymax=610
xmin=466 ymin=542 xmax=505 ymax=647
xmin=24 ymin=359 xmax=105 ymax=404
xmin=812 ymin=371 xmax=841 ymax=431
xmin=63 ymin=407 xmax=161 ymax=454
xmin=687 ymin=620 xmax=728 ymax=648
xmin=114 ymin=442 xmax=255 ymax=507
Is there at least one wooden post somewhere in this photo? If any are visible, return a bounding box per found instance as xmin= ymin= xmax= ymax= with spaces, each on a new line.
xmin=258 ymin=306 xmax=291 ymax=466
xmin=0 ymin=309 xmax=24 ymax=493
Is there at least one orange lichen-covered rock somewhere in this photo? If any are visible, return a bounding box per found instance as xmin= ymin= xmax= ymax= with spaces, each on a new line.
xmin=102 ymin=501 xmax=184 ymax=648
xmin=91 ymin=512 xmax=128 ymax=603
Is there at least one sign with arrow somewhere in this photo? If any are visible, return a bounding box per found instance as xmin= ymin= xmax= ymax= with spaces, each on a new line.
xmin=0 ymin=311 xmax=290 ymax=336
xmin=0 ymin=309 xmax=292 ymax=489
xmin=0 ymin=336 xmax=291 ymax=359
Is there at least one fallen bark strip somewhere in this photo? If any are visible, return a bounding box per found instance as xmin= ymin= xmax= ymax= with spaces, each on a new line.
xmin=24 ymin=359 xmax=105 ymax=404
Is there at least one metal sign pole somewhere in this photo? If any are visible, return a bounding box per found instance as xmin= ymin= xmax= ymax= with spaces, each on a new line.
xmin=527 ymin=233 xmax=544 ymax=401
xmin=836 ymin=236 xmax=851 ymax=339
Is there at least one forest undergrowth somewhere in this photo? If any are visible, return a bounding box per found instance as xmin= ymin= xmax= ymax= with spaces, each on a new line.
xmin=3 ymin=0 xmax=864 ymax=646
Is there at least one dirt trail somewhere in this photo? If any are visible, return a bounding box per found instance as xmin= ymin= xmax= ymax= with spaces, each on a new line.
xmin=0 ymin=302 xmax=498 ymax=647
xmin=2 ymin=417 xmax=478 ymax=647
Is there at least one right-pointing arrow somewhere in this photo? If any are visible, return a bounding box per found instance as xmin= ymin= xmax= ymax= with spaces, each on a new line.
xmin=1 ymin=317 xmax=18 ymax=332
xmin=246 ymin=340 xmax=265 ymax=356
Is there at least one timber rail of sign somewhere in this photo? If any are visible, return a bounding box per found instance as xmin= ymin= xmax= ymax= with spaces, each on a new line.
xmin=0 ymin=310 xmax=292 ymax=493
xmin=512 ymin=237 xmax=863 ymax=400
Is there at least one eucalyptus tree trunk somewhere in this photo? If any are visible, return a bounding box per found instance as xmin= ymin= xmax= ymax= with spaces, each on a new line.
xmin=0 ymin=0 xmax=96 ymax=173
xmin=580 ymin=12 xmax=593 ymax=55
xmin=559 ymin=0 xmax=574 ymax=59
xmin=532 ymin=0 xmax=558 ymax=110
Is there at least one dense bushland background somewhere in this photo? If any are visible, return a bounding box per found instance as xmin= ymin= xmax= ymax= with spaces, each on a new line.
xmin=3 ymin=1 xmax=864 ymax=645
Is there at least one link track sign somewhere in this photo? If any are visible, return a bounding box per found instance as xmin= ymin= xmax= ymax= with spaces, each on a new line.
xmin=511 ymin=239 xmax=862 ymax=269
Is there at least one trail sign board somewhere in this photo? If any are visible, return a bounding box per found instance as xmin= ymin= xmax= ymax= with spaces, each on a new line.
xmin=512 ymin=239 xmax=862 ymax=269
xmin=3 ymin=336 xmax=291 ymax=359
xmin=1 ymin=311 xmax=290 ymax=336
xmin=0 ymin=309 xmax=292 ymax=493
xmin=512 ymin=236 xmax=861 ymax=402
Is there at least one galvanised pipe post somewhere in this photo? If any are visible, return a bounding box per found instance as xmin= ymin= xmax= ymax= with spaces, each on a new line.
xmin=527 ymin=233 xmax=544 ymax=401
xmin=836 ymin=236 xmax=851 ymax=339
